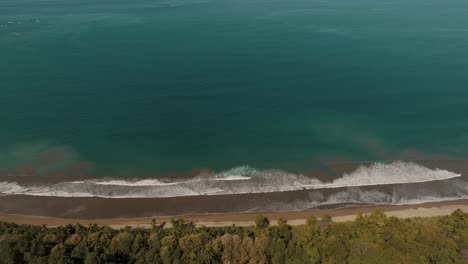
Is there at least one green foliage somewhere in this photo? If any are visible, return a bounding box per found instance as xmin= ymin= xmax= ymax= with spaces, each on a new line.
xmin=255 ymin=215 xmax=269 ymax=229
xmin=0 ymin=209 xmax=467 ymax=263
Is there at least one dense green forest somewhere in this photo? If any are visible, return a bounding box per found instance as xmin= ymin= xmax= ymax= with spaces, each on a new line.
xmin=0 ymin=209 xmax=467 ymax=264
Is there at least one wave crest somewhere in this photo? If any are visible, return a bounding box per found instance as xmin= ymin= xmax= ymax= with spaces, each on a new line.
xmin=0 ymin=161 xmax=462 ymax=198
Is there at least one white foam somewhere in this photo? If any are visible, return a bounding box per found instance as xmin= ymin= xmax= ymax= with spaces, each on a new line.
xmin=214 ymin=175 xmax=252 ymax=181
xmin=0 ymin=162 xmax=463 ymax=198
xmin=69 ymin=181 xmax=85 ymax=184
xmin=92 ymin=179 xmax=178 ymax=186
xmin=0 ymin=182 xmax=29 ymax=194
xmin=318 ymin=161 xmax=460 ymax=188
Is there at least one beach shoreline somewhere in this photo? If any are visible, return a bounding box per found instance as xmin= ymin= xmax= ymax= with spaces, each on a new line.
xmin=1 ymin=199 xmax=467 ymax=229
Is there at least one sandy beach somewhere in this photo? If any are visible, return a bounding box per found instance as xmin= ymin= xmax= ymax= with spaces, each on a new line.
xmin=1 ymin=160 xmax=467 ymax=228
xmin=1 ymin=200 xmax=467 ymax=229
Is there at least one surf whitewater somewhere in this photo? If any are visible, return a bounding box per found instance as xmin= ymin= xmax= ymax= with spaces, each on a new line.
xmin=0 ymin=161 xmax=464 ymax=199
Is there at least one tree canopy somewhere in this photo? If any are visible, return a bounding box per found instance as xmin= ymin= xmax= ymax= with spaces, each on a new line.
xmin=0 ymin=209 xmax=467 ymax=263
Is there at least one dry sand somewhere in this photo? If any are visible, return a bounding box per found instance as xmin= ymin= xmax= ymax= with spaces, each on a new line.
xmin=0 ymin=200 xmax=467 ymax=229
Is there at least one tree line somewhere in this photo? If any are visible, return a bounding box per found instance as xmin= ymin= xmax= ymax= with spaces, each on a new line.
xmin=0 ymin=209 xmax=467 ymax=263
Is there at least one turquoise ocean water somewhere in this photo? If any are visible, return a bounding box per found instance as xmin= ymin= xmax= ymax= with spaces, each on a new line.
xmin=1 ymin=0 xmax=468 ymax=178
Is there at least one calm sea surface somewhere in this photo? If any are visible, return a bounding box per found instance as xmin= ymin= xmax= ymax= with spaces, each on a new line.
xmin=1 ymin=0 xmax=468 ymax=177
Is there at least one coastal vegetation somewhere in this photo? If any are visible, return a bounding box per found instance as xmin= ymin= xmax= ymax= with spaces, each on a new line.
xmin=0 ymin=209 xmax=467 ymax=264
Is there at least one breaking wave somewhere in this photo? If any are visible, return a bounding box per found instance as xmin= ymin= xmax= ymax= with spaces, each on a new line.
xmin=0 ymin=162 xmax=463 ymax=199
xmin=258 ymin=179 xmax=468 ymax=212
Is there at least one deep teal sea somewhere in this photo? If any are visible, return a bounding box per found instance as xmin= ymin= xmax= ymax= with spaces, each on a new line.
xmin=1 ymin=0 xmax=468 ymax=177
